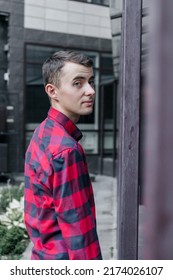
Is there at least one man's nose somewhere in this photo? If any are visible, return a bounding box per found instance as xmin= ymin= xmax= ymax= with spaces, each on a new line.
xmin=85 ymin=83 xmax=95 ymax=95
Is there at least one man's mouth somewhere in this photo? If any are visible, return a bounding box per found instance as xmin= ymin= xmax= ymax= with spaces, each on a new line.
xmin=82 ymin=99 xmax=93 ymax=104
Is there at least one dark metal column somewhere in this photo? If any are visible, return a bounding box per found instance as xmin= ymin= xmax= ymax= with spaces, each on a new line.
xmin=112 ymin=81 xmax=117 ymax=177
xmin=99 ymin=85 xmax=104 ymax=175
xmin=117 ymin=0 xmax=142 ymax=259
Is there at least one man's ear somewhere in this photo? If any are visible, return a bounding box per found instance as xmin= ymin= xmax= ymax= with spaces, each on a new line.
xmin=45 ymin=84 xmax=58 ymax=101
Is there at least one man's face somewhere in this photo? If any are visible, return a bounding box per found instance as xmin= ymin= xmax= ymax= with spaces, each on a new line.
xmin=52 ymin=62 xmax=95 ymax=123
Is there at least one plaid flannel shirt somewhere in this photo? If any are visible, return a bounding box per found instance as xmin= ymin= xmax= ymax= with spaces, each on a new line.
xmin=24 ymin=107 xmax=102 ymax=260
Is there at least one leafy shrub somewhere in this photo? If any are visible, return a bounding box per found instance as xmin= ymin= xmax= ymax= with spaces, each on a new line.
xmin=0 ymin=224 xmax=8 ymax=238
xmin=0 ymin=182 xmax=29 ymax=259
xmin=0 ymin=197 xmax=25 ymax=229
xmin=0 ymin=188 xmax=11 ymax=213
xmin=0 ymin=183 xmax=24 ymax=213
xmin=0 ymin=226 xmax=25 ymax=255
xmin=0 ymin=226 xmax=29 ymax=259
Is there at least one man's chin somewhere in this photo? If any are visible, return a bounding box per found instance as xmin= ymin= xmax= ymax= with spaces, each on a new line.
xmin=81 ymin=109 xmax=93 ymax=115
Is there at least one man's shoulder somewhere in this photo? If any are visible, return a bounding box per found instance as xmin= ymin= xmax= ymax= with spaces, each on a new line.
xmin=30 ymin=118 xmax=78 ymax=156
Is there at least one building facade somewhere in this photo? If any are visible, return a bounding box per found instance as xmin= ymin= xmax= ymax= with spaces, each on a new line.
xmin=0 ymin=0 xmax=117 ymax=176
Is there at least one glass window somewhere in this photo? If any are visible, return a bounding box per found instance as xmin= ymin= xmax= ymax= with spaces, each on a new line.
xmin=25 ymin=45 xmax=60 ymax=124
xmin=26 ymin=64 xmax=42 ymax=85
xmin=110 ymin=0 xmax=123 ymax=14
xmin=104 ymin=131 xmax=114 ymax=154
xmin=26 ymin=45 xmax=60 ymax=64
xmin=100 ymin=54 xmax=113 ymax=68
xmin=79 ymin=131 xmax=98 ymax=153
xmin=100 ymin=53 xmax=114 ymax=85
xmin=99 ymin=53 xmax=117 ymax=156
xmin=26 ymin=85 xmax=49 ymax=123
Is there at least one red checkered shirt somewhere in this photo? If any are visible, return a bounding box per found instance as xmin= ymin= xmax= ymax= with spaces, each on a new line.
xmin=24 ymin=107 xmax=102 ymax=260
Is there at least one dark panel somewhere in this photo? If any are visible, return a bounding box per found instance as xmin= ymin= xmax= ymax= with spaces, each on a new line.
xmin=10 ymin=14 xmax=24 ymax=27
xmin=24 ymin=29 xmax=112 ymax=53
xmin=8 ymin=74 xmax=23 ymax=92
xmin=0 ymin=1 xmax=12 ymax=12
xmin=47 ymin=32 xmax=68 ymax=46
xmin=9 ymin=26 xmax=24 ymax=39
xmin=9 ymin=49 xmax=24 ymax=62
xmin=83 ymin=36 xmax=100 ymax=50
xmin=100 ymin=38 xmax=112 ymax=52
xmin=116 ymin=0 xmax=142 ymax=259
xmin=11 ymin=2 xmax=24 ymax=15
xmin=0 ymin=143 xmax=8 ymax=172
xmin=24 ymin=28 xmax=46 ymax=42
xmin=67 ymin=34 xmax=84 ymax=49
xmin=86 ymin=155 xmax=99 ymax=174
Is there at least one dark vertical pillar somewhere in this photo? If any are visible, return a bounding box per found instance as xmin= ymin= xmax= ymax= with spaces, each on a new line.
xmin=99 ymin=85 xmax=104 ymax=175
xmin=144 ymin=0 xmax=173 ymax=259
xmin=0 ymin=0 xmax=25 ymax=172
xmin=112 ymin=81 xmax=117 ymax=177
xmin=117 ymin=0 xmax=142 ymax=259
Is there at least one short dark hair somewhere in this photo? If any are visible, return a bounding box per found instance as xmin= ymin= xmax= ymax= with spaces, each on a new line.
xmin=42 ymin=50 xmax=94 ymax=87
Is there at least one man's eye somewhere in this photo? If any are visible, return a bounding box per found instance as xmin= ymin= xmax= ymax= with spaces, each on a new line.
xmin=73 ymin=81 xmax=81 ymax=87
xmin=89 ymin=81 xmax=95 ymax=88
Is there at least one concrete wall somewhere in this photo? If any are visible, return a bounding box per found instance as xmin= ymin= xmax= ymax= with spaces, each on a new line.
xmin=24 ymin=0 xmax=111 ymax=39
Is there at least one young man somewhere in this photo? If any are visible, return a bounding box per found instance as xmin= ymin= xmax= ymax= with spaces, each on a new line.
xmin=24 ymin=50 xmax=102 ymax=260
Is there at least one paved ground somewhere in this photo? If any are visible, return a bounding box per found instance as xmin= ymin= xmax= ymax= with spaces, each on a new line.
xmin=93 ymin=175 xmax=117 ymax=260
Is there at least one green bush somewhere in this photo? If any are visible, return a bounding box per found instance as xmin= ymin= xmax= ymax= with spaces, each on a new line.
xmin=13 ymin=240 xmax=29 ymax=255
xmin=0 ymin=184 xmax=24 ymax=213
xmin=0 ymin=225 xmax=28 ymax=256
xmin=0 ymin=189 xmax=11 ymax=213
xmin=0 ymin=224 xmax=8 ymax=238
xmin=0 ymin=183 xmax=29 ymax=259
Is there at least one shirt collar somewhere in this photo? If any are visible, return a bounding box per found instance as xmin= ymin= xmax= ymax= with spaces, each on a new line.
xmin=48 ymin=107 xmax=83 ymax=141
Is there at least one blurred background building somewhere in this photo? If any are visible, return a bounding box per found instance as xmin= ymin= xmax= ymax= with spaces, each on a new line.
xmin=0 ymin=0 xmax=117 ymax=177
xmin=0 ymin=0 xmax=150 ymax=179
xmin=2 ymin=0 xmax=164 ymax=260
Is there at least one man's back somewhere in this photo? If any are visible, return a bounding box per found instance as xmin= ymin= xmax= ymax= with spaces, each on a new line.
xmin=24 ymin=107 xmax=102 ymax=260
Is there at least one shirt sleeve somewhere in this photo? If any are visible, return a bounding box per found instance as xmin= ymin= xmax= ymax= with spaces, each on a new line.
xmin=51 ymin=147 xmax=102 ymax=260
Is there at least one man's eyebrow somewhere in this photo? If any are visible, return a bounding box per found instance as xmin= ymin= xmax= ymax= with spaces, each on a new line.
xmin=72 ymin=76 xmax=85 ymax=81
xmin=72 ymin=75 xmax=95 ymax=81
